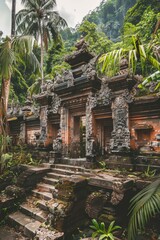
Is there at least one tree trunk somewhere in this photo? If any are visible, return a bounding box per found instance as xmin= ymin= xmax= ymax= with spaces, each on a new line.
xmin=11 ymin=0 xmax=16 ymax=37
xmin=0 ymin=78 xmax=9 ymax=135
xmin=40 ymin=33 xmax=44 ymax=86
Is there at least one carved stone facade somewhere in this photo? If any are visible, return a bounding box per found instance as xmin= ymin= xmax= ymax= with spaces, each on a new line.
xmin=8 ymin=39 xmax=160 ymax=157
xmin=86 ymin=93 xmax=97 ymax=157
xmin=96 ymin=80 xmax=111 ymax=106
xmin=52 ymin=129 xmax=62 ymax=153
xmin=110 ymin=96 xmax=130 ymax=152
xmin=39 ymin=106 xmax=48 ymax=146
xmin=111 ymin=181 xmax=124 ymax=205
xmin=19 ymin=121 xmax=26 ymax=144
xmin=82 ymin=56 xmax=97 ymax=80
xmin=54 ymin=70 xmax=74 ymax=88
xmin=50 ymin=93 xmax=61 ymax=114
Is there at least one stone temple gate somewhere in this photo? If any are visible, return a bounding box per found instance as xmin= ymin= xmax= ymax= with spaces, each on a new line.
xmin=8 ymin=39 xmax=160 ymax=162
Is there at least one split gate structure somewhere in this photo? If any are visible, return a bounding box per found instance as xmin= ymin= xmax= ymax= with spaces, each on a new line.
xmin=8 ymin=39 xmax=160 ymax=163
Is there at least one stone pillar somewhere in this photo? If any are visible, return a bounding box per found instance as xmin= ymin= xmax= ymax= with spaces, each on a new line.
xmin=86 ymin=93 xmax=97 ymax=162
xmin=60 ymin=106 xmax=69 ymax=156
xmin=39 ymin=106 xmax=48 ymax=147
xmin=19 ymin=120 xmax=26 ymax=144
xmin=110 ymin=96 xmax=130 ymax=152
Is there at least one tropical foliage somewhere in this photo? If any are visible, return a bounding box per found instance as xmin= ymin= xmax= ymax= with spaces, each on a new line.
xmin=16 ymin=0 xmax=67 ymax=81
xmin=90 ymin=219 xmax=121 ymax=240
xmin=83 ymin=0 xmax=136 ymax=41
xmin=78 ymin=20 xmax=112 ymax=54
xmin=0 ymin=35 xmax=39 ymax=136
xmin=128 ymin=178 xmax=160 ymax=240
xmin=98 ymin=34 xmax=160 ymax=88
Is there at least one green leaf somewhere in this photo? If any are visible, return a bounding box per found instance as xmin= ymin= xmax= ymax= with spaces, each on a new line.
xmin=99 ymin=234 xmax=107 ymax=240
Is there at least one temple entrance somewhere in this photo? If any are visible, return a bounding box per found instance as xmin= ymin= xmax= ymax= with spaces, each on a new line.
xmin=104 ymin=125 xmax=113 ymax=154
xmin=69 ymin=116 xmax=86 ymax=158
xmin=96 ymin=119 xmax=113 ymax=155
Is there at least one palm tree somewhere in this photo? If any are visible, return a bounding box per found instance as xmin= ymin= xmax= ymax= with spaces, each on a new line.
xmin=16 ymin=0 xmax=67 ymax=84
xmin=11 ymin=0 xmax=16 ymax=37
xmin=0 ymin=35 xmax=39 ymax=135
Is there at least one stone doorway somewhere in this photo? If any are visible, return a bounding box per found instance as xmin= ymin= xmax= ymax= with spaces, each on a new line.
xmin=70 ymin=116 xmax=86 ymax=158
xmin=104 ymin=125 xmax=113 ymax=154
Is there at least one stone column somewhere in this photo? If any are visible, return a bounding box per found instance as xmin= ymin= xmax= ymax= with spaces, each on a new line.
xmin=19 ymin=120 xmax=26 ymax=144
xmin=39 ymin=106 xmax=48 ymax=147
xmin=86 ymin=93 xmax=97 ymax=162
xmin=60 ymin=106 xmax=69 ymax=156
xmin=110 ymin=96 xmax=130 ymax=152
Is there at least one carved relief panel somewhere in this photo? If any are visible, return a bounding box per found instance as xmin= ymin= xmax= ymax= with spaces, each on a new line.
xmin=110 ymin=96 xmax=130 ymax=152
xmin=39 ymin=106 xmax=48 ymax=146
xmin=86 ymin=93 xmax=97 ymax=157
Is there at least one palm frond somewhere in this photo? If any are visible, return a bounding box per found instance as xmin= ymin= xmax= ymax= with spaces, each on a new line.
xmin=98 ymin=48 xmax=125 ymax=76
xmin=0 ymin=37 xmax=15 ymax=79
xmin=42 ymin=0 xmax=56 ymax=10
xmin=128 ymin=178 xmax=160 ymax=240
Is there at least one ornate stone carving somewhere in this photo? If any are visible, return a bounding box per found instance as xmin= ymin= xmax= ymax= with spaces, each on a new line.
xmin=122 ymin=89 xmax=136 ymax=103
xmin=50 ymin=93 xmax=61 ymax=114
xmin=41 ymin=79 xmax=54 ymax=94
xmin=65 ymin=38 xmax=90 ymax=63
xmin=111 ymin=181 xmax=124 ymax=205
xmin=19 ymin=122 xmax=26 ymax=144
xmin=63 ymin=69 xmax=74 ymax=87
xmin=52 ymin=129 xmax=62 ymax=153
xmin=38 ymin=106 xmax=48 ymax=146
xmin=86 ymin=93 xmax=97 ymax=156
xmin=54 ymin=73 xmax=64 ymax=86
xmin=54 ymin=70 xmax=74 ymax=88
xmin=96 ymin=81 xmax=111 ymax=106
xmin=7 ymin=102 xmax=23 ymax=117
xmin=82 ymin=57 xmax=97 ymax=80
xmin=149 ymin=82 xmax=158 ymax=93
xmin=110 ymin=96 xmax=130 ymax=152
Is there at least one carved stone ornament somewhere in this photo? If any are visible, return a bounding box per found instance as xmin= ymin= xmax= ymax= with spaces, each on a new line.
xmin=52 ymin=129 xmax=62 ymax=153
xmin=50 ymin=93 xmax=61 ymax=114
xmin=111 ymin=181 xmax=124 ymax=205
xmin=82 ymin=57 xmax=97 ymax=80
xmin=110 ymin=96 xmax=130 ymax=152
xmin=41 ymin=80 xmax=54 ymax=94
xmin=122 ymin=89 xmax=136 ymax=103
xmin=63 ymin=69 xmax=74 ymax=87
xmin=54 ymin=73 xmax=64 ymax=86
xmin=96 ymin=81 xmax=111 ymax=106
xmin=19 ymin=122 xmax=26 ymax=144
xmin=7 ymin=102 xmax=23 ymax=117
xmin=38 ymin=106 xmax=48 ymax=146
xmin=149 ymin=81 xmax=158 ymax=93
xmin=86 ymin=93 xmax=97 ymax=156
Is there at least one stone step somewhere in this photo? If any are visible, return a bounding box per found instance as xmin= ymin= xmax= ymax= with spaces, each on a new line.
xmin=53 ymin=164 xmax=85 ymax=172
xmin=47 ymin=172 xmax=71 ymax=180
xmin=20 ymin=202 xmax=48 ymax=223
xmin=8 ymin=211 xmax=41 ymax=239
xmin=32 ymin=190 xmax=52 ymax=200
xmin=43 ymin=177 xmax=59 ymax=185
xmin=61 ymin=158 xmax=86 ymax=166
xmin=37 ymin=183 xmax=56 ymax=193
xmin=36 ymin=199 xmax=49 ymax=211
xmin=51 ymin=168 xmax=82 ymax=176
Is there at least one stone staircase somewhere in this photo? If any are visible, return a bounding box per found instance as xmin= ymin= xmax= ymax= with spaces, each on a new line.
xmin=7 ymin=163 xmax=92 ymax=239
